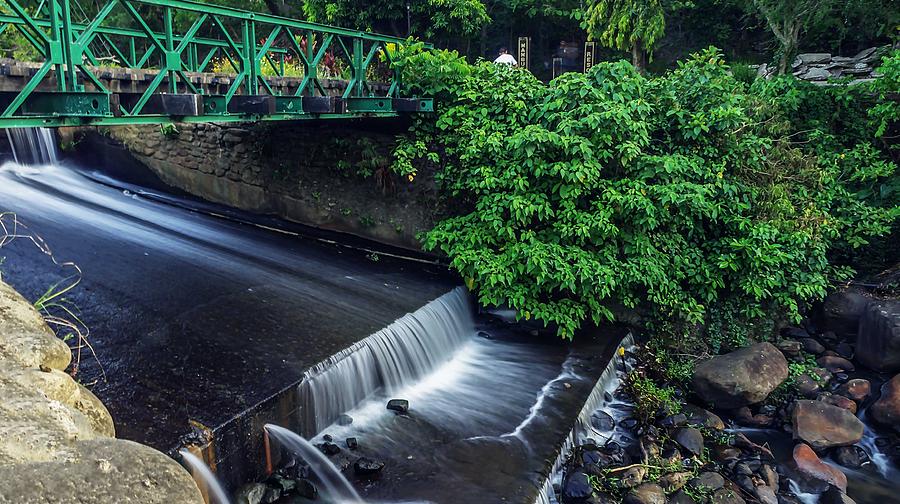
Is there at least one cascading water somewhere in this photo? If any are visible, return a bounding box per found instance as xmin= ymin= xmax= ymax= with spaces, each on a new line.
xmin=265 ymin=424 xmax=363 ymax=503
xmin=297 ymin=286 xmax=474 ymax=437
xmin=180 ymin=449 xmax=232 ymax=504
xmin=6 ymin=127 xmax=59 ymax=165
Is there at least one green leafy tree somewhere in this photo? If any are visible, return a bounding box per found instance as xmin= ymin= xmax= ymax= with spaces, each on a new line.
xmin=583 ymin=0 xmax=666 ymax=72
xmin=752 ymin=0 xmax=835 ymax=74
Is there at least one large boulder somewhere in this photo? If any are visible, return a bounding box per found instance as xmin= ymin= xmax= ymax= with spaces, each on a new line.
xmin=856 ymin=300 xmax=900 ymax=373
xmin=820 ymin=289 xmax=870 ymax=339
xmin=692 ymin=343 xmax=788 ymax=408
xmin=787 ymin=443 xmax=847 ymax=493
xmin=791 ymin=400 xmax=864 ymax=450
xmin=869 ymin=374 xmax=900 ymax=431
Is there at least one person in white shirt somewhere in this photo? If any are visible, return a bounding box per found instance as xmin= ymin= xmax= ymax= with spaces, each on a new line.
xmin=494 ymin=47 xmax=518 ymax=65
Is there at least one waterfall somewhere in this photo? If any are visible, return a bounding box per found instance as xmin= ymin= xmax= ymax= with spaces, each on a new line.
xmin=298 ymin=286 xmax=474 ymax=437
xmin=180 ymin=449 xmax=232 ymax=504
xmin=6 ymin=127 xmax=59 ymax=165
xmin=533 ymin=333 xmax=635 ymax=504
xmin=265 ymin=424 xmax=363 ymax=503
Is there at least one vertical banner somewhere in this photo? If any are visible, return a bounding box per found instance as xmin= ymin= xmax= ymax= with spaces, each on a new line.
xmin=584 ymin=41 xmax=596 ymax=73
xmin=517 ymin=37 xmax=530 ymax=70
xmin=552 ymin=57 xmax=563 ymax=79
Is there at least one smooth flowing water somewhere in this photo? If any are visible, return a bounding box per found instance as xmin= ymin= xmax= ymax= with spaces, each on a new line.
xmin=180 ymin=449 xmax=232 ymax=504
xmin=6 ymin=127 xmax=58 ymax=165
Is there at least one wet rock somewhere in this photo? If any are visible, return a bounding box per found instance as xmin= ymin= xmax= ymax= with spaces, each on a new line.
xmin=660 ymin=413 xmax=688 ymax=428
xmin=821 ymin=485 xmax=857 ymax=504
xmin=322 ymin=434 xmax=333 ymax=442
xmin=261 ymin=486 xmax=281 ymax=504
xmin=346 ymin=437 xmax=358 ymax=450
xmin=795 ymin=371 xmax=828 ymax=398
xmin=712 ymin=446 xmax=741 ymax=463
xmin=836 ymin=379 xmax=871 ymax=403
xmin=778 ymin=339 xmax=803 ymax=358
xmin=818 ymin=393 xmax=857 ymax=414
xmin=670 ymin=490 xmax=697 ymax=504
xmin=683 ymin=404 xmax=725 ymax=430
xmin=353 ymin=457 xmax=385 ymax=476
xmin=295 ymin=478 xmax=318 ymax=499
xmin=870 ymin=374 xmax=900 ymax=431
xmin=820 ymin=288 xmax=870 ymax=338
xmin=319 ymin=442 xmax=341 ymax=455
xmin=620 ymin=418 xmax=639 ymax=430
xmin=787 ymin=443 xmax=848 ymax=493
xmin=833 ymin=445 xmax=869 ymax=469
xmin=590 ymin=410 xmax=616 ymax=431
xmin=691 ymin=471 xmax=725 ymax=490
xmin=658 ymin=471 xmax=692 ymax=492
xmin=759 ymin=464 xmax=779 ymax=488
xmin=387 ymin=398 xmax=409 ymax=413
xmin=817 ymin=356 xmax=855 ymax=373
xmin=623 ymin=483 xmax=665 ymax=504
xmin=619 ymin=466 xmax=646 ymax=488
xmin=834 ymin=342 xmax=855 ymax=359
xmin=562 ymin=471 xmax=593 ymax=502
xmin=337 ymin=414 xmax=353 ymax=426
xmin=236 ymin=483 xmax=266 ymax=504
xmin=755 ymin=485 xmax=778 ymax=504
xmin=733 ymin=406 xmax=774 ymax=427
xmin=783 ymin=326 xmax=810 ymax=339
xmin=792 ymin=400 xmax=864 ymax=449
xmin=710 ymin=488 xmax=745 ymax=504
xmin=692 ymin=343 xmax=788 ymax=408
xmin=856 ymin=300 xmax=900 ymax=372
xmin=799 ymin=338 xmax=826 ymax=355
xmin=674 ymin=427 xmax=704 ymax=457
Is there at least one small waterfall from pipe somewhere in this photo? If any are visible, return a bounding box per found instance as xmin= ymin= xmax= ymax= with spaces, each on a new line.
xmin=533 ymin=333 xmax=635 ymax=504
xmin=265 ymin=424 xmax=363 ymax=503
xmin=298 ymin=286 xmax=474 ymax=437
xmin=179 ymin=449 xmax=232 ymax=504
xmin=6 ymin=127 xmax=59 ymax=165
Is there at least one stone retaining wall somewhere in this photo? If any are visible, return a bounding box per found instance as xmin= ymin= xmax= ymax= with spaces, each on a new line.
xmin=0 ymin=280 xmax=203 ymax=504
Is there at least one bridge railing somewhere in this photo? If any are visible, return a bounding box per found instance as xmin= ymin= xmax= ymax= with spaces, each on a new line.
xmin=0 ymin=0 xmax=432 ymax=127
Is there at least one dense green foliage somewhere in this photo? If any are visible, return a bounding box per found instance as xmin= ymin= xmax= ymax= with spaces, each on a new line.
xmin=583 ymin=0 xmax=665 ymax=71
xmin=393 ymin=46 xmax=899 ymax=339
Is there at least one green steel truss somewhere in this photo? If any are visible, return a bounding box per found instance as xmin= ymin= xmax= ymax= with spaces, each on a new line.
xmin=0 ymin=0 xmax=433 ymax=127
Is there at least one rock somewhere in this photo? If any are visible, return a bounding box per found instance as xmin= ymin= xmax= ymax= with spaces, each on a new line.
xmin=619 ymin=466 xmax=646 ymax=488
xmin=856 ymin=300 xmax=900 ymax=372
xmin=236 ymin=483 xmax=267 ymax=504
xmin=853 ymin=47 xmax=878 ymax=62
xmin=787 ymin=443 xmax=848 ymax=493
xmin=833 ymin=445 xmax=869 ymax=469
xmin=778 ymin=339 xmax=803 ymax=358
xmin=712 ymin=446 xmax=741 ymax=463
xmin=337 ymin=414 xmax=353 ymax=426
xmin=353 ymin=457 xmax=385 ymax=476
xmin=798 ymin=53 xmax=832 ymax=64
xmin=692 ymin=343 xmax=789 ymax=408
xmin=755 ymin=485 xmax=778 ymax=504
xmin=261 ymin=486 xmax=281 ymax=504
xmin=733 ymin=406 xmax=774 ymax=427
xmin=792 ymin=400 xmax=864 ymax=449
xmin=710 ymin=488 xmax=745 ymax=504
xmin=870 ymin=374 xmax=900 ymax=431
xmin=590 ymin=410 xmax=616 ymax=431
xmin=660 ymin=413 xmax=688 ymax=428
xmin=673 ymin=427 xmax=704 ymax=457
xmin=834 ymin=342 xmax=854 ymax=359
xmin=817 ymin=356 xmax=855 ymax=373
xmin=346 ymin=437 xmax=358 ymax=450
xmin=799 ymin=338 xmax=826 ymax=355
xmin=759 ymin=464 xmax=779 ymax=488
xmin=623 ymin=483 xmax=666 ymax=504
xmin=801 ymin=67 xmax=833 ymax=81
xmin=295 ymin=478 xmax=318 ymax=499
xmin=821 ymin=485 xmax=857 ymax=504
xmin=691 ymin=471 xmax=725 ymax=491
xmin=562 ymin=471 xmax=593 ymax=502
xmin=386 ymin=398 xmax=409 ymax=413
xmin=836 ymin=379 xmax=871 ymax=403
xmin=670 ymin=490 xmax=697 ymax=504
xmin=818 ymin=393 xmax=857 ymax=414
xmin=683 ymin=404 xmax=725 ymax=430
xmin=658 ymin=471 xmax=692 ymax=492
xmin=820 ymin=289 xmax=870 ymax=338
xmin=319 ymin=442 xmax=341 ymax=455
xmin=796 ymin=371 xmax=829 ymax=398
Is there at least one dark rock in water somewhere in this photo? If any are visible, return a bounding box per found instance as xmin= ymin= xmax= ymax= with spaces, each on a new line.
xmin=690 ymin=471 xmax=725 ymax=491
xmin=787 ymin=443 xmax=847 ymax=493
xmin=856 ymin=300 xmax=900 ymax=372
xmin=711 ymin=488 xmax=746 ymax=504
xmin=817 ymin=355 xmax=855 ymax=373
xmin=691 ymin=343 xmax=788 ymax=408
xmin=735 ymin=474 xmax=755 ymax=494
xmin=834 ymin=372 xmax=850 ymax=384
xmin=834 ymin=342 xmax=854 ymax=359
xmin=337 ymin=414 xmax=353 ymax=426
xmin=346 ymin=437 xmax=358 ymax=450
xmin=623 ymin=483 xmax=665 ymax=504
xmin=562 ymin=471 xmax=593 ymax=502
xmin=792 ymin=400 xmax=864 ymax=449
xmin=673 ymin=427 xmax=704 ymax=457
xmin=870 ymin=374 xmax=900 ymax=432
xmin=261 ymin=486 xmax=281 ymax=504
xmin=319 ymin=442 xmax=341 ymax=455
xmin=322 ymin=434 xmax=333 ymax=442
xmin=683 ymin=404 xmax=724 ymax=430
xmin=590 ymin=410 xmax=616 ymax=431
xmin=476 ymin=330 xmax=492 ymax=339
xmin=821 ymin=485 xmax=858 ymax=504
xmin=799 ymin=338 xmax=826 ymax=355
xmin=266 ymin=473 xmax=297 ymax=493
xmin=604 ymin=391 xmax=614 ymax=402
xmin=833 ymin=445 xmax=869 ymax=469
xmin=820 ymin=288 xmax=870 ymax=339
xmin=620 ymin=418 xmax=639 ymax=430
xmin=669 ymin=490 xmax=697 ymax=504
xmin=875 ymin=437 xmax=891 ymax=448
xmin=660 ymin=413 xmax=687 ymax=428
xmin=353 ymin=457 xmax=385 ymax=476
xmin=295 ymin=478 xmax=318 ymax=499
xmin=387 ymin=398 xmax=409 ymax=413
xmin=235 ymin=483 xmax=266 ymax=504
xmin=733 ymin=406 xmax=774 ymax=427
xmin=836 ymin=379 xmax=871 ymax=403
xmin=581 ymin=449 xmax=602 ymax=467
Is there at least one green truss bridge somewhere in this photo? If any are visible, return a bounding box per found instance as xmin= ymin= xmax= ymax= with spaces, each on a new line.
xmin=0 ymin=0 xmax=433 ymax=128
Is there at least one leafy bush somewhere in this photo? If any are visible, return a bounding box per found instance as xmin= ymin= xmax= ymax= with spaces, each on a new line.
xmin=624 ymin=371 xmax=682 ymax=424
xmin=392 ymin=45 xmax=899 ymax=339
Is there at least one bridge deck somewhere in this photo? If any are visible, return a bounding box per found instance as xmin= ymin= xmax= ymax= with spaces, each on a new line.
xmin=0 ymin=0 xmax=432 ymax=127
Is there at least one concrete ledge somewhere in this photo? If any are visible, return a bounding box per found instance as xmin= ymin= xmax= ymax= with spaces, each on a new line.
xmin=0 ymin=281 xmax=203 ymax=503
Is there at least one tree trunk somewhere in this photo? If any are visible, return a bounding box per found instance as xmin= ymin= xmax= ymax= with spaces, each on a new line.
xmin=632 ymin=41 xmax=646 ymax=73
